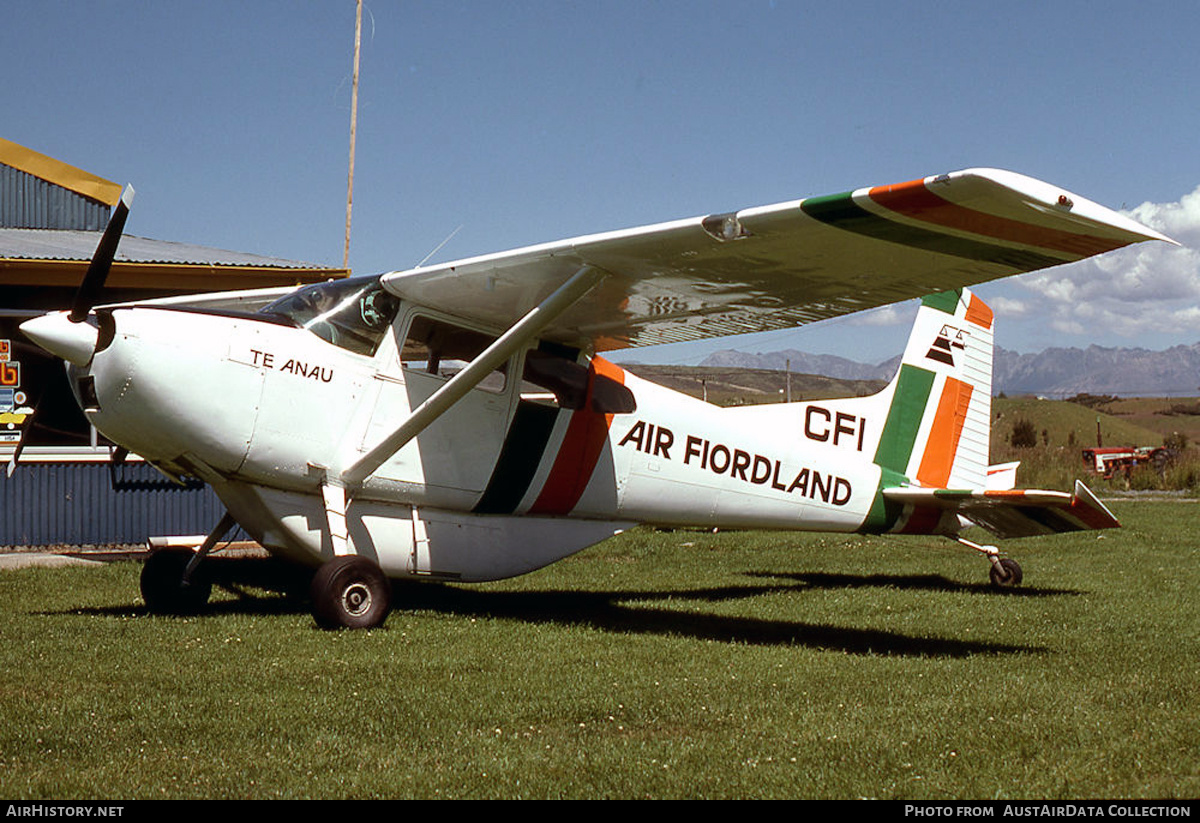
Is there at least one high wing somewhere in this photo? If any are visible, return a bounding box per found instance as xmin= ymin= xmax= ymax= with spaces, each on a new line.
xmin=381 ymin=168 xmax=1172 ymax=351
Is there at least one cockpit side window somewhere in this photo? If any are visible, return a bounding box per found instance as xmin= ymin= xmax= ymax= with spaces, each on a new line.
xmin=261 ymin=279 xmax=399 ymax=357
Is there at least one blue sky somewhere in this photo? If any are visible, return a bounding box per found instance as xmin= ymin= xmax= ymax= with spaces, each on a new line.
xmin=4 ymin=1 xmax=1198 ymax=364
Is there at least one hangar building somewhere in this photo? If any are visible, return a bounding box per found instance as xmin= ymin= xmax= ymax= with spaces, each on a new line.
xmin=0 ymin=138 xmax=346 ymax=546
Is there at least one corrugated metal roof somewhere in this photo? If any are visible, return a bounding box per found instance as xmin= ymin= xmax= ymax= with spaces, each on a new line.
xmin=0 ymin=228 xmax=326 ymax=269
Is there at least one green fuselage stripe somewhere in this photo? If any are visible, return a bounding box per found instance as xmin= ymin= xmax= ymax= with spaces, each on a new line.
xmin=860 ymin=466 xmax=910 ymax=534
xmin=873 ymin=364 xmax=934 ymax=476
xmin=861 ymin=365 xmax=936 ymax=534
xmin=800 ymin=193 xmax=1066 ymax=271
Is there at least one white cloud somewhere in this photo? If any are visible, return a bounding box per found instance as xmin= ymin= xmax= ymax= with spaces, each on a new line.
xmin=1128 ymin=185 xmax=1200 ymax=241
xmin=987 ymin=296 xmax=1029 ymax=316
xmin=846 ymin=302 xmax=915 ymax=327
xmin=1012 ymin=183 xmax=1200 ymax=346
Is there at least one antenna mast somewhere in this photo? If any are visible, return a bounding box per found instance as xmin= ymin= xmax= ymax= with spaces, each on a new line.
xmin=343 ymin=0 xmax=363 ymax=271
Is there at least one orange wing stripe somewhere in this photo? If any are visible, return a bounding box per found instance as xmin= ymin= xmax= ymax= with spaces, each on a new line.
xmin=869 ymin=179 xmax=1125 ymax=258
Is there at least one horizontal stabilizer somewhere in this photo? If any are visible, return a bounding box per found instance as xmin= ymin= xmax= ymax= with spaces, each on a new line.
xmin=883 ymin=480 xmax=1119 ymax=539
xmin=986 ymin=461 xmax=1020 ymax=491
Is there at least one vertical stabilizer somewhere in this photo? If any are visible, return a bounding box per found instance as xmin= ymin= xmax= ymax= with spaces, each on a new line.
xmin=874 ymin=289 xmax=994 ymax=490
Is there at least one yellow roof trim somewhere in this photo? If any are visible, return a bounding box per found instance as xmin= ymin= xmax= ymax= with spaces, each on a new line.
xmin=0 ymin=258 xmax=348 ymax=290
xmin=0 ymin=137 xmax=123 ymax=206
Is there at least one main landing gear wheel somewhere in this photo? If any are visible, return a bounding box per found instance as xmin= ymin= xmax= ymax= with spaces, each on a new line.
xmin=989 ymin=557 xmax=1023 ymax=588
xmin=140 ymin=549 xmax=212 ymax=615
xmin=310 ymin=555 xmax=391 ymax=630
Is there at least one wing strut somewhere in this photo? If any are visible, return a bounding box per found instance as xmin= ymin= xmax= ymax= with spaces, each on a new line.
xmin=341 ymin=265 xmax=608 ymax=487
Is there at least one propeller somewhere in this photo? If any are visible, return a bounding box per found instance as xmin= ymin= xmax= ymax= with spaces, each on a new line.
xmin=8 ymin=185 xmax=135 ymax=475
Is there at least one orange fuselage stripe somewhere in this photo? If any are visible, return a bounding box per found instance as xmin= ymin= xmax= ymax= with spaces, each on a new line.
xmin=529 ymin=357 xmax=626 ymax=515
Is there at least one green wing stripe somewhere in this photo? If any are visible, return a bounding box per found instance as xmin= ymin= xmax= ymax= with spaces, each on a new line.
xmin=800 ymin=193 xmax=1066 ymax=271
xmin=873 ymin=364 xmax=934 ymax=476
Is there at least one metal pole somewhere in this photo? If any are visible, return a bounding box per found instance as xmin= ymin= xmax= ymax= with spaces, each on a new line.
xmin=343 ymin=0 xmax=363 ymax=271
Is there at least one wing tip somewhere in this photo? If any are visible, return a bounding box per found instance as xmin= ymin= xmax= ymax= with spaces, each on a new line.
xmin=940 ymin=168 xmax=1176 ymax=246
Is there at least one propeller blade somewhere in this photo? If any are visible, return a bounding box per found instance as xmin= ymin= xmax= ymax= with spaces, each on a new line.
xmin=5 ymin=396 xmax=41 ymax=478
xmin=106 ymin=445 xmax=130 ymax=490
xmin=70 ymin=185 xmax=135 ymax=323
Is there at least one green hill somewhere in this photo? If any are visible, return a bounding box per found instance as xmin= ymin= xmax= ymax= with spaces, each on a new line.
xmin=993 ymin=396 xmax=1164 ymax=453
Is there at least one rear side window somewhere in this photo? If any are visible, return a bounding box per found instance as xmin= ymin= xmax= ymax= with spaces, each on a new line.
xmin=521 ymin=350 xmax=635 ymax=413
xmin=401 ymin=315 xmax=507 ymax=392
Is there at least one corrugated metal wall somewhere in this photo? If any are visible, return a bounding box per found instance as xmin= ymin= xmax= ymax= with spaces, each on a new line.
xmin=0 ymin=462 xmax=226 ymax=546
xmin=0 ymin=164 xmax=110 ymax=230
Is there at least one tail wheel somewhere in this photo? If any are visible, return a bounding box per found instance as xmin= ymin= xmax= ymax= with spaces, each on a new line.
xmin=311 ymin=555 xmax=391 ymax=630
xmin=141 ymin=549 xmax=212 ymax=614
xmin=989 ymin=557 xmax=1023 ymax=588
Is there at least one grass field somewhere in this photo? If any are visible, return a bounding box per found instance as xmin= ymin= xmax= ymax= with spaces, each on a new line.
xmin=0 ymin=501 xmax=1197 ymax=799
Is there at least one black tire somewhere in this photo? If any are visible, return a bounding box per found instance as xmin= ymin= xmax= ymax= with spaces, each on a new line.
xmin=989 ymin=557 xmax=1023 ymax=588
xmin=310 ymin=555 xmax=391 ymax=630
xmin=141 ymin=549 xmax=212 ymax=614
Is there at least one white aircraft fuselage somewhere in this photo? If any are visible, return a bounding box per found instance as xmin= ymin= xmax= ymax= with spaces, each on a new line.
xmin=43 ymin=290 xmax=898 ymax=582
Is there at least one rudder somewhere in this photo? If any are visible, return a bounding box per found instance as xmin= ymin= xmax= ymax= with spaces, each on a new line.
xmin=873 ymin=289 xmax=994 ymax=490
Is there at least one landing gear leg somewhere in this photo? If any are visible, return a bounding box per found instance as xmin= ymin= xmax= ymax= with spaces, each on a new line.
xmin=308 ymin=479 xmax=390 ymax=629
xmin=955 ymin=536 xmax=1023 ymax=588
xmin=140 ymin=511 xmax=235 ymax=614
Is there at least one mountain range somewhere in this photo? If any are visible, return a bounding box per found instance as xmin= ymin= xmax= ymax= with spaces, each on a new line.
xmin=698 ymin=343 xmax=1200 ymax=397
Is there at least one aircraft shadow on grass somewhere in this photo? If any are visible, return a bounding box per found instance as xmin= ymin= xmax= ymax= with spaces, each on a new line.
xmin=47 ymin=557 xmax=1057 ymax=657
xmin=746 ymin=570 xmax=1082 ymax=598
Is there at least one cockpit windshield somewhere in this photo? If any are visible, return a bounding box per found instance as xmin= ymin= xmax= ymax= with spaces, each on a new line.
xmin=261 ymin=278 xmax=400 ymax=357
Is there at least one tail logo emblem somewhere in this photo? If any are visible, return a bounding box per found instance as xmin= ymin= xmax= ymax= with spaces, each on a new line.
xmin=926 ymin=325 xmax=968 ymax=367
